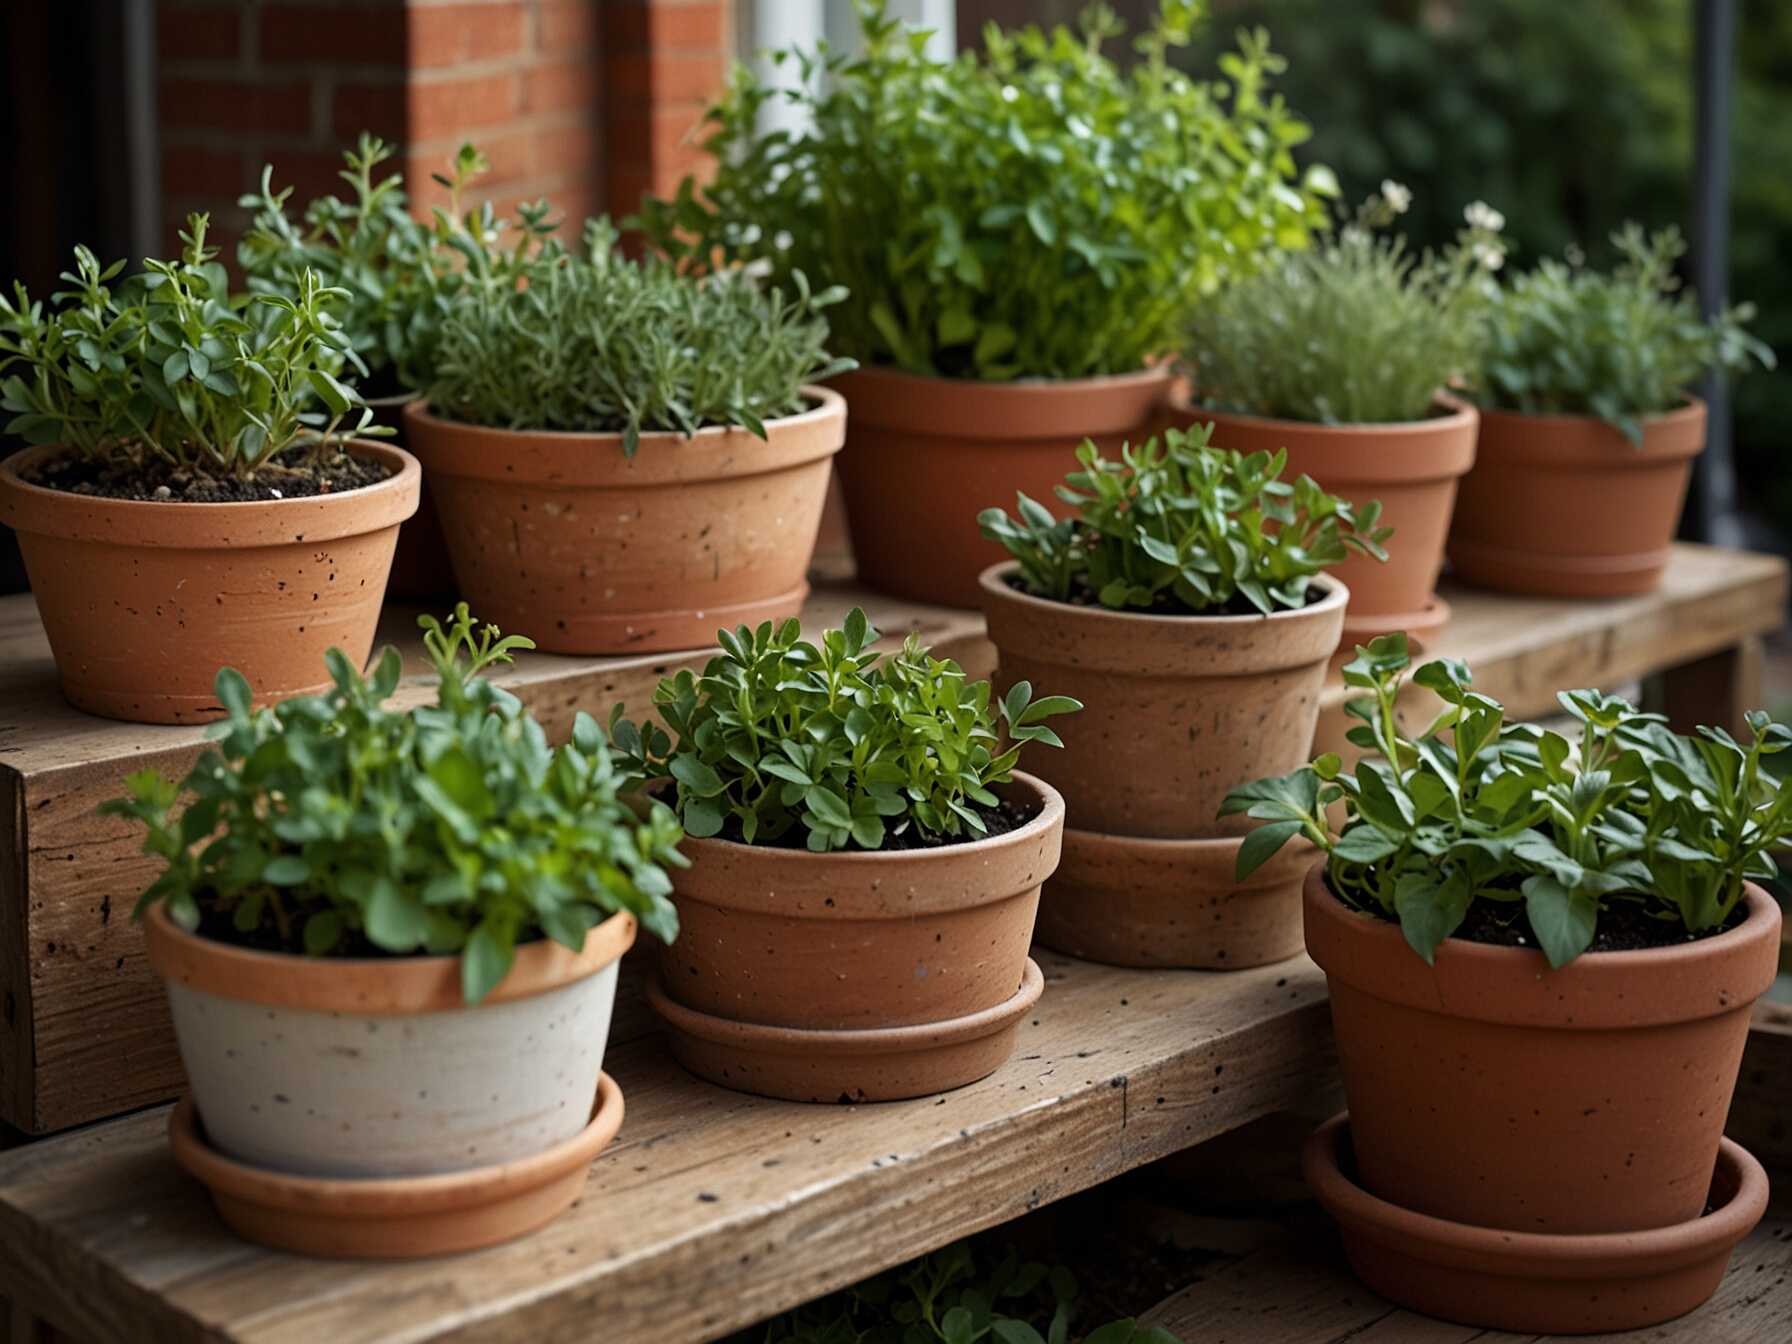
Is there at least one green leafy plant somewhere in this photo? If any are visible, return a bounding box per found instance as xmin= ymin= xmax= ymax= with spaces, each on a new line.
xmin=638 ymin=0 xmax=1331 ymax=381
xmin=103 ymin=605 xmax=683 ymax=1002
xmin=742 ymin=1240 xmax=1180 ymax=1344
xmin=610 ymin=610 xmax=1079 ymax=852
xmin=0 ymin=212 xmax=385 ymax=480
xmin=1181 ymin=187 xmax=1505 ymax=424
xmin=1475 ymin=223 xmax=1775 ymax=444
xmin=427 ymin=216 xmax=854 ymax=453
xmin=1222 ymin=634 xmax=1792 ymax=968
xmin=979 ymin=423 xmax=1389 ymax=615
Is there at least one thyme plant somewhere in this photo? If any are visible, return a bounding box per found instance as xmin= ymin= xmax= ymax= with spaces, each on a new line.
xmin=980 ymin=423 xmax=1388 ymax=615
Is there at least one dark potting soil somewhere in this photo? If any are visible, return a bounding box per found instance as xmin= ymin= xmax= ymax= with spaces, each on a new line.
xmin=189 ymin=891 xmax=551 ymax=960
xmin=713 ymin=796 xmax=1040 ymax=853
xmin=25 ymin=445 xmax=391 ymax=503
xmin=1004 ymin=572 xmax=1327 ymax=619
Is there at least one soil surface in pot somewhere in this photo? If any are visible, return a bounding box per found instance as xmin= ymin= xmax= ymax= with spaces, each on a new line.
xmin=1003 ymin=572 xmax=1327 ymax=619
xmin=189 ymin=891 xmax=561 ymax=961
xmin=710 ymin=796 xmax=1040 ymax=852
xmin=25 ymin=445 xmax=392 ymax=502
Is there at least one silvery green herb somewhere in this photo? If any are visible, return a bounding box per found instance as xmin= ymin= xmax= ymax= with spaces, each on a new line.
xmin=1223 ymin=634 xmax=1792 ymax=968
xmin=1476 ymin=224 xmax=1774 ymax=444
xmin=980 ymin=423 xmax=1388 ymax=615
xmin=640 ymin=0 xmax=1330 ymax=380
xmin=105 ymin=605 xmax=684 ymax=1003
xmin=610 ymin=610 xmax=1079 ymax=852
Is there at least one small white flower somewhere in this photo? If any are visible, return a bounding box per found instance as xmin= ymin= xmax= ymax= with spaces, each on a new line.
xmin=1380 ymin=179 xmax=1412 ymax=214
xmin=1472 ymin=240 xmax=1506 ymax=272
xmin=1465 ymin=201 xmax=1506 ymax=233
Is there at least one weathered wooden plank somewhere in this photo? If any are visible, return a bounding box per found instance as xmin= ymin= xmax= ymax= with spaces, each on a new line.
xmin=1729 ymin=1005 xmax=1792 ymax=1182
xmin=0 ymin=951 xmax=1334 ymax=1344
xmin=0 ymin=584 xmax=985 ymax=1134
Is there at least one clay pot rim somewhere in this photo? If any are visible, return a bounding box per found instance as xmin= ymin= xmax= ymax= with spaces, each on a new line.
xmin=646 ymin=957 xmax=1044 ymax=1058
xmin=1060 ymin=823 xmax=1317 ymax=874
xmin=170 ymin=1072 xmax=624 ymax=1215
xmin=1336 ymin=596 xmax=1451 ymax=653
xmin=673 ymin=768 xmax=1064 ymax=884
xmin=143 ymin=903 xmax=637 ymax=1016
xmin=0 ymin=441 xmax=421 ymax=544
xmin=1303 ymin=1113 xmax=1767 ymax=1279
xmin=979 ymin=562 xmax=1348 ymax=633
xmin=1174 ymin=388 xmax=1478 ymax=436
xmin=1302 ymin=862 xmax=1783 ymax=1028
xmin=836 ymin=363 xmax=1173 ymax=396
xmin=1475 ymin=393 xmax=1705 ymax=434
xmin=406 ymin=383 xmax=845 ymax=448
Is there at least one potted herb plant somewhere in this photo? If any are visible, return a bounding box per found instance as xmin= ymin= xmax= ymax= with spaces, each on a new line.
xmin=1451 ymin=224 xmax=1776 ymax=597
xmin=104 ymin=606 xmax=684 ymax=1257
xmin=240 ymin=137 xmax=534 ymax=600
xmin=640 ymin=0 xmax=1329 ymax=609
xmin=977 ymin=424 xmax=1386 ymax=968
xmin=0 ymin=215 xmax=418 ymax=724
xmin=610 ymin=609 xmax=1078 ymax=1102
xmin=1172 ymin=187 xmax=1503 ymax=650
xmin=404 ymin=216 xmax=853 ymax=655
xmin=1223 ymin=637 xmax=1782 ymax=1332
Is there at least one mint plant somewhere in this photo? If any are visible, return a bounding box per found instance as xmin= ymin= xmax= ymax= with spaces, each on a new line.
xmin=1181 ymin=187 xmax=1505 ymax=424
xmin=610 ymin=610 xmax=1079 ymax=852
xmin=427 ymin=217 xmax=854 ymax=454
xmin=1222 ymin=634 xmax=1792 ymax=967
xmin=1476 ymin=224 xmax=1775 ymax=444
xmin=0 ymin=213 xmax=385 ymax=479
xmin=980 ymin=423 xmax=1389 ymax=615
xmin=639 ymin=0 xmax=1330 ymax=381
xmin=104 ymin=605 xmax=683 ymax=1002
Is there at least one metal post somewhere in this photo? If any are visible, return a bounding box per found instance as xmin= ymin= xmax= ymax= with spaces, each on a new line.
xmin=1689 ymin=0 xmax=1737 ymax=545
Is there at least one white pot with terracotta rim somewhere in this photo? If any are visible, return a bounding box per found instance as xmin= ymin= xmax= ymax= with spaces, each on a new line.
xmin=144 ymin=903 xmax=635 ymax=1179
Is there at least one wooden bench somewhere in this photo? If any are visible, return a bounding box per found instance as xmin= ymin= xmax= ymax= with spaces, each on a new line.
xmin=0 ymin=543 xmax=1785 ymax=1343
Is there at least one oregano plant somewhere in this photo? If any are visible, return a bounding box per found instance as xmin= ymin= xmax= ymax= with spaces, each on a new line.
xmin=979 ymin=423 xmax=1389 ymax=615
xmin=1222 ymin=634 xmax=1792 ymax=968
xmin=104 ymin=605 xmax=684 ymax=1002
xmin=610 ymin=610 xmax=1080 ymax=852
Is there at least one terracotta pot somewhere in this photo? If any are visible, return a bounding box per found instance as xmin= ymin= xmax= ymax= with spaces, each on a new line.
xmin=403 ymin=388 xmax=845 ymax=654
xmin=1167 ymin=392 xmax=1477 ymax=648
xmin=366 ymin=391 xmax=457 ymax=602
xmin=169 ymin=1072 xmax=626 ymax=1259
xmin=0 ymin=442 xmax=418 ymax=724
xmin=145 ymin=902 xmax=635 ymax=1179
xmin=1448 ymin=398 xmax=1706 ymax=598
xmin=1304 ymin=1114 xmax=1768 ymax=1334
xmin=979 ymin=563 xmax=1347 ymax=837
xmin=832 ymin=365 xmax=1172 ymax=610
xmin=650 ymin=772 xmax=1064 ymax=1101
xmin=1304 ymin=864 xmax=1781 ymax=1234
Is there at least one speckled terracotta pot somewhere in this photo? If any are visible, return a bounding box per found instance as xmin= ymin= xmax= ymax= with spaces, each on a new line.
xmin=650 ymin=772 xmax=1064 ymax=1101
xmin=1305 ymin=864 xmax=1782 ymax=1235
xmin=833 ymin=365 xmax=1171 ymax=609
xmin=1167 ymin=393 xmax=1477 ymax=649
xmin=1304 ymin=1114 xmax=1768 ymax=1334
xmin=1448 ymin=399 xmax=1706 ymax=598
xmin=404 ymin=388 xmax=844 ymax=654
xmin=145 ymin=902 xmax=635 ymax=1180
xmin=0 ymin=441 xmax=418 ymax=724
xmin=366 ymin=391 xmax=456 ymax=602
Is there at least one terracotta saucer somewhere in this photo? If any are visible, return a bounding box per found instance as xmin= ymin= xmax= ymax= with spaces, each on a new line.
xmin=170 ymin=1072 xmax=625 ymax=1259
xmin=1337 ymin=596 xmax=1450 ymax=657
xmin=1303 ymin=1112 xmax=1768 ymax=1334
xmin=648 ymin=958 xmax=1045 ymax=1103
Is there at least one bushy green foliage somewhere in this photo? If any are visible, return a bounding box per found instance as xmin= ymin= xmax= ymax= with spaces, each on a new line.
xmin=1476 ymin=225 xmax=1774 ymax=443
xmin=638 ymin=0 xmax=1330 ymax=381
xmin=1180 ymin=188 xmax=1504 ymax=424
xmin=104 ymin=606 xmax=684 ymax=1003
xmin=0 ymin=214 xmax=383 ymax=479
xmin=611 ymin=610 xmax=1078 ymax=852
xmin=744 ymin=1240 xmax=1179 ymax=1344
xmin=1224 ymin=635 xmax=1792 ymax=968
xmin=980 ymin=423 xmax=1388 ymax=615
xmin=427 ymin=217 xmax=853 ymax=453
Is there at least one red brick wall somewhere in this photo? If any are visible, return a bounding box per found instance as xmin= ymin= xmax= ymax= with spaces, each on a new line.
xmin=156 ymin=0 xmax=728 ymax=258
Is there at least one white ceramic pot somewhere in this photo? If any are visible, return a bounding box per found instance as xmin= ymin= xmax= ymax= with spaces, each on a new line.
xmin=144 ymin=905 xmax=635 ymax=1179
